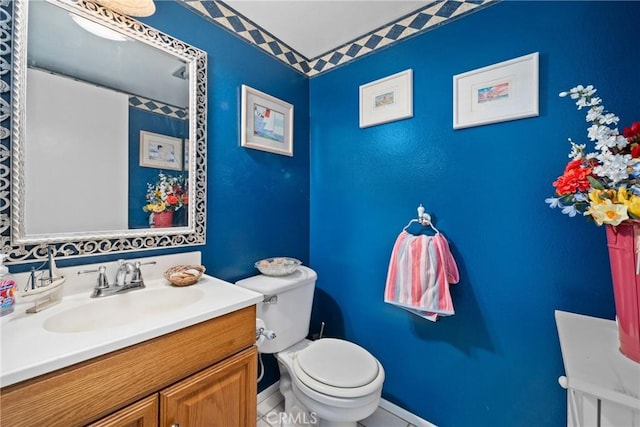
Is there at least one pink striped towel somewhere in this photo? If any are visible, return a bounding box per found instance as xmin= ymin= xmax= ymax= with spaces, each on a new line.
xmin=384 ymin=231 xmax=459 ymax=321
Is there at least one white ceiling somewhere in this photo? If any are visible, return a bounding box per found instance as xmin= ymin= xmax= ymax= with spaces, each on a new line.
xmin=223 ymin=1 xmax=432 ymax=59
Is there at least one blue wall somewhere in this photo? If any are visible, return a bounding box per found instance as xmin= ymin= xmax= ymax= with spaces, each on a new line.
xmin=309 ymin=1 xmax=639 ymax=426
xmin=145 ymin=2 xmax=310 ymax=388
xmin=143 ymin=2 xmax=310 ymax=282
xmin=15 ymin=1 xmax=640 ymax=424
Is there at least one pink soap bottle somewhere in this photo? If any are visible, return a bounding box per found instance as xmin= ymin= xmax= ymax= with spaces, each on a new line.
xmin=0 ymin=254 xmax=16 ymax=317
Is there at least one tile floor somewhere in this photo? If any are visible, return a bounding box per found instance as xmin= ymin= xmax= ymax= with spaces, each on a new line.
xmin=257 ymin=388 xmax=419 ymax=427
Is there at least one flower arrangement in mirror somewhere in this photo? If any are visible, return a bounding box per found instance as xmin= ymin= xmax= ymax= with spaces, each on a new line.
xmin=546 ymin=85 xmax=640 ymax=225
xmin=143 ymin=172 xmax=188 ymax=214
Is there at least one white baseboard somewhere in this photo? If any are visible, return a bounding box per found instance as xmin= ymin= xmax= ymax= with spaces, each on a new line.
xmin=258 ymin=381 xmax=437 ymax=427
xmin=378 ymin=398 xmax=437 ymax=427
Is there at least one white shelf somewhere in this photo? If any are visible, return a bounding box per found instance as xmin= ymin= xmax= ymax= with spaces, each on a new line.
xmin=555 ymin=310 xmax=640 ymax=426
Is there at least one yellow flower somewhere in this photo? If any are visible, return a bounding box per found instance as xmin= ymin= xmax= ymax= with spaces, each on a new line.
xmin=617 ymin=187 xmax=629 ymax=202
xmin=145 ymin=202 xmax=166 ymax=213
xmin=616 ymin=188 xmax=640 ymax=217
xmin=627 ymin=196 xmax=640 ymax=217
xmin=589 ymin=189 xmax=617 ymax=204
xmin=585 ymin=200 xmax=628 ymax=226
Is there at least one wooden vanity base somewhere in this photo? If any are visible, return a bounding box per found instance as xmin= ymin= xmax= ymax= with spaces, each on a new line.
xmin=0 ymin=306 xmax=257 ymax=427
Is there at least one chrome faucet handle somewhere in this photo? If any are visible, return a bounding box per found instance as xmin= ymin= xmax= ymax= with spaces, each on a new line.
xmin=78 ymin=265 xmax=109 ymax=290
xmin=130 ymin=261 xmax=156 ymax=284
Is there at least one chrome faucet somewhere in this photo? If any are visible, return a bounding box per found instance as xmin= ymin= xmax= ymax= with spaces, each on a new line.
xmin=78 ymin=260 xmax=156 ymax=298
xmin=115 ymin=260 xmax=135 ymax=287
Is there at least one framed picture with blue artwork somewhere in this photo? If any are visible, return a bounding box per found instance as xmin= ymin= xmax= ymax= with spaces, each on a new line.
xmin=453 ymin=52 xmax=539 ymax=129
xmin=241 ymin=85 xmax=294 ymax=156
xmin=139 ymin=130 xmax=182 ymax=170
xmin=359 ymin=69 xmax=413 ymax=128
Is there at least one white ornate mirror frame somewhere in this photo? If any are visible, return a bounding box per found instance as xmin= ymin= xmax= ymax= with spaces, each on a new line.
xmin=0 ymin=0 xmax=207 ymax=263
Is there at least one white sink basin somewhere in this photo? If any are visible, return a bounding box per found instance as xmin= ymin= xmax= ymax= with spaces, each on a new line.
xmin=43 ymin=287 xmax=204 ymax=333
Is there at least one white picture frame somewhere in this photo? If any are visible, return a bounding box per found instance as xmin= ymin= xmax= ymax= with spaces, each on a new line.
xmin=359 ymin=69 xmax=413 ymax=128
xmin=241 ymin=84 xmax=294 ymax=156
xmin=453 ymin=52 xmax=539 ymax=129
xmin=139 ymin=130 xmax=183 ymax=170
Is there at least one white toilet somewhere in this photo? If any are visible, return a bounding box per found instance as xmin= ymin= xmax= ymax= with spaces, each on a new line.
xmin=236 ymin=266 xmax=384 ymax=427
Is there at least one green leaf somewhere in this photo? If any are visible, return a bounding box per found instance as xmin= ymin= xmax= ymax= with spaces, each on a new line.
xmin=587 ymin=176 xmax=605 ymax=190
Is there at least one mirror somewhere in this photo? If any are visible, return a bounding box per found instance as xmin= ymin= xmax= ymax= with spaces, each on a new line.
xmin=1 ymin=0 xmax=207 ymax=263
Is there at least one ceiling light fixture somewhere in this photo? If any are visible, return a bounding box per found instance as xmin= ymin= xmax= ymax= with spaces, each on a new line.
xmin=95 ymin=0 xmax=156 ymax=17
xmin=71 ymin=14 xmax=128 ymax=42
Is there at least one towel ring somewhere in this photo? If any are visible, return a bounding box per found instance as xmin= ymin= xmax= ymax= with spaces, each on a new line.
xmin=402 ymin=204 xmax=440 ymax=234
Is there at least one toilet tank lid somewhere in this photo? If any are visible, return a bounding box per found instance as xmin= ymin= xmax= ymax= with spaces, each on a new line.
xmin=235 ymin=265 xmax=317 ymax=294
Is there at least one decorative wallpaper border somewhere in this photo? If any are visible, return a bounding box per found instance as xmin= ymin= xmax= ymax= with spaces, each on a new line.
xmin=181 ymin=0 xmax=496 ymax=77
xmin=129 ymin=95 xmax=188 ymax=120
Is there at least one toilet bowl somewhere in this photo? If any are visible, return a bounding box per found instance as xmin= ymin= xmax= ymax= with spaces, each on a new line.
xmin=235 ymin=266 xmax=385 ymax=427
xmin=277 ymin=339 xmax=384 ymax=427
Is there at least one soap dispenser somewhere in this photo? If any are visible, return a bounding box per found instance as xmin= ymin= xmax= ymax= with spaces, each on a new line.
xmin=0 ymin=254 xmax=17 ymax=317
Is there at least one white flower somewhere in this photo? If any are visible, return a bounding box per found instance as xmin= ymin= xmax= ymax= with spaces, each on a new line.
xmin=561 ymin=204 xmax=579 ymax=217
xmin=568 ymin=85 xmax=584 ymax=98
xmin=588 ymin=96 xmax=602 ymax=107
xmin=601 ymin=113 xmax=619 ymax=125
xmin=574 ymin=192 xmax=588 ymax=202
xmin=568 ymin=140 xmax=586 ymax=160
xmin=593 ymin=151 xmax=632 ymax=184
xmin=588 ymin=124 xmax=607 ymax=142
xmin=586 ymin=105 xmax=605 ymax=122
xmin=614 ymin=134 xmax=629 ymax=149
xmin=576 ymin=98 xmax=590 ymax=109
xmin=545 ymin=197 xmax=562 ymax=208
xmin=568 ymin=84 xmax=596 ymax=100
xmin=589 ymin=124 xmax=622 ymax=149
xmin=579 ymin=85 xmax=596 ymax=96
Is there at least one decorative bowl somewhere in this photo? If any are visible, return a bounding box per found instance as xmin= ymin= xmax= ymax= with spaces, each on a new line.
xmin=164 ymin=264 xmax=206 ymax=287
xmin=255 ymin=257 xmax=301 ymax=276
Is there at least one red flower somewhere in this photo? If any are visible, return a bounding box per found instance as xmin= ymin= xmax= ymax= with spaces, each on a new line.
xmin=624 ymin=121 xmax=640 ymax=141
xmin=166 ymin=194 xmax=179 ymax=205
xmin=553 ymin=161 xmax=593 ymax=195
xmin=632 ymin=144 xmax=640 ymax=158
xmin=564 ymin=159 xmax=582 ymax=173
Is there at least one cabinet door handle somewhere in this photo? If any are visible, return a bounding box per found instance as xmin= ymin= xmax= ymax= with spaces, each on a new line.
xmin=171 ymin=424 xmax=180 ymax=427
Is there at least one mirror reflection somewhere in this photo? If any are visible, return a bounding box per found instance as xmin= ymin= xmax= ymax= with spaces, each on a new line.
xmin=24 ymin=0 xmax=190 ymax=236
xmin=4 ymin=0 xmax=207 ymax=262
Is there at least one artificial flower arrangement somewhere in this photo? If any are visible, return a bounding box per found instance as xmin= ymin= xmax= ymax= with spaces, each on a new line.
xmin=143 ymin=172 xmax=188 ymax=214
xmin=546 ymin=85 xmax=640 ymax=226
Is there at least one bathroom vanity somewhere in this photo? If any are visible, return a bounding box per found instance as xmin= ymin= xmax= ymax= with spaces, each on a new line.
xmin=0 ymin=253 xmax=263 ymax=426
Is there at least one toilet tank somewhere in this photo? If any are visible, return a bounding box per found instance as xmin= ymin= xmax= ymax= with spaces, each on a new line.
xmin=236 ymin=266 xmax=316 ymax=354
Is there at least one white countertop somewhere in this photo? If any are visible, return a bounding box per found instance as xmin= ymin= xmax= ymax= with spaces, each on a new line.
xmin=555 ymin=310 xmax=640 ymax=409
xmin=1 ymin=274 xmax=263 ymax=387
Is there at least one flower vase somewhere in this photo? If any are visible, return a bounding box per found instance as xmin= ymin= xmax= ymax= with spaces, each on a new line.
xmin=605 ymin=221 xmax=640 ymax=363
xmin=152 ymin=211 xmax=174 ymax=228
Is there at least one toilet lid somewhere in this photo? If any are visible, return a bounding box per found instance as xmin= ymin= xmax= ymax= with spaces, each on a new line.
xmin=296 ymin=338 xmax=379 ymax=388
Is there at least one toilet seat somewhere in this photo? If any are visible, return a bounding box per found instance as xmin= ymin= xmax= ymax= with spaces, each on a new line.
xmin=292 ymin=338 xmax=384 ymax=398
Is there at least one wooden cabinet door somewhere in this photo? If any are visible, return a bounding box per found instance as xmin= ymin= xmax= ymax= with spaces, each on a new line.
xmin=160 ymin=347 xmax=257 ymax=427
xmin=87 ymin=395 xmax=158 ymax=427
